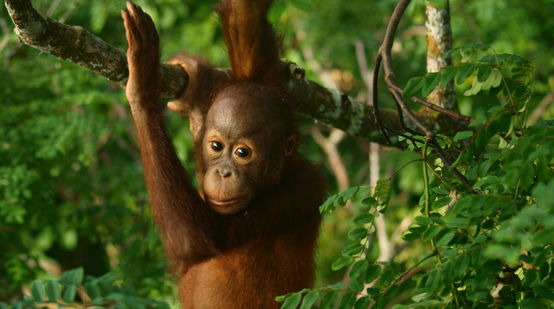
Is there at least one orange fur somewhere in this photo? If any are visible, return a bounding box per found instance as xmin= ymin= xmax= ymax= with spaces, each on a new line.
xmin=215 ymin=0 xmax=284 ymax=84
xmin=124 ymin=1 xmax=325 ymax=307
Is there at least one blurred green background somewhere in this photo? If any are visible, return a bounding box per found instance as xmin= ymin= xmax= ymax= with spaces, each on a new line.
xmin=1 ymin=0 xmax=553 ymax=306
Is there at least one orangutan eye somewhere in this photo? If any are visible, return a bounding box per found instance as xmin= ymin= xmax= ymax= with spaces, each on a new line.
xmin=235 ymin=147 xmax=250 ymax=158
xmin=210 ymin=141 xmax=224 ymax=152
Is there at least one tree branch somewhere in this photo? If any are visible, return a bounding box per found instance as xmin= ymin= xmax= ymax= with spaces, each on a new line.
xmin=529 ymin=91 xmax=554 ymax=124
xmin=4 ymin=0 xmax=187 ymax=99
xmin=4 ymin=0 xmax=468 ymax=148
xmin=372 ymin=0 xmax=479 ymax=193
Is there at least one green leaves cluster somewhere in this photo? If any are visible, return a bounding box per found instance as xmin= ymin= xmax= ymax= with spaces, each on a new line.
xmin=2 ymin=268 xmax=169 ymax=309
xmin=280 ymin=45 xmax=553 ymax=308
xmin=280 ymin=182 xmax=408 ymax=308
xmin=404 ymin=44 xmax=532 ymax=104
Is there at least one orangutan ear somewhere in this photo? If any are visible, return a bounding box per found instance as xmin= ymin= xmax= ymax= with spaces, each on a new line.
xmin=284 ymin=135 xmax=297 ymax=156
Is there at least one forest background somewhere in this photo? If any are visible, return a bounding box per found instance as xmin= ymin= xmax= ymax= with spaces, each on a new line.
xmin=1 ymin=0 xmax=553 ymax=308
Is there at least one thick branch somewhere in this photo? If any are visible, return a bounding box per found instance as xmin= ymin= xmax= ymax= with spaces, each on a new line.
xmin=4 ymin=0 xmax=444 ymax=147
xmin=4 ymin=0 xmax=187 ymax=99
xmin=287 ymin=77 xmax=404 ymax=143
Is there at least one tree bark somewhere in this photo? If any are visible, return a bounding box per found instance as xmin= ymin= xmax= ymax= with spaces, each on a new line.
xmin=425 ymin=0 xmax=456 ymax=110
xmin=4 ymin=0 xmax=187 ymax=99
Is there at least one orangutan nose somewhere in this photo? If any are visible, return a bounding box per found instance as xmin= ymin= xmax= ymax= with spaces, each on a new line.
xmin=217 ymin=167 xmax=232 ymax=178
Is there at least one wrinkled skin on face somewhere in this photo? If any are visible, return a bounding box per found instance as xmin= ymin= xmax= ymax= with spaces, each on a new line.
xmin=201 ymin=82 xmax=295 ymax=215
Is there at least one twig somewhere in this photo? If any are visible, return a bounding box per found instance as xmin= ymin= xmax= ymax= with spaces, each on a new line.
xmin=354 ymin=39 xmax=372 ymax=98
xmin=374 ymin=0 xmax=478 ymax=194
xmin=311 ymin=127 xmax=349 ymax=191
xmin=411 ymin=96 xmax=473 ymax=122
xmin=372 ymin=54 xmax=392 ymax=144
xmin=428 ymin=139 xmax=481 ymax=194
xmin=529 ymin=91 xmax=554 ymax=124
xmin=380 ymin=253 xmax=434 ymax=296
xmin=0 ymin=18 xmax=10 ymax=53
xmin=390 ymin=217 xmax=412 ymax=247
xmin=46 ymin=0 xmax=62 ymax=17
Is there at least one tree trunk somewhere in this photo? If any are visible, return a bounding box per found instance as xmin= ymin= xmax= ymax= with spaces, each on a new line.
xmin=425 ymin=0 xmax=456 ymax=110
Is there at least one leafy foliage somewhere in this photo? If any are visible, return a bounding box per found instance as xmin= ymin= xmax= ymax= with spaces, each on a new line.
xmin=278 ymin=45 xmax=554 ymax=307
xmin=2 ymin=0 xmax=554 ymax=308
xmin=2 ymin=268 xmax=169 ymax=309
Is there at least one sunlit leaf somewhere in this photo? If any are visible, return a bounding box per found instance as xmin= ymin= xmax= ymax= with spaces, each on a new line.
xmin=299 ymin=291 xmax=319 ymax=309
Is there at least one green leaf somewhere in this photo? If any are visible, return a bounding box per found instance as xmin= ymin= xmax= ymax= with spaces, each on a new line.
xmin=353 ymin=213 xmax=374 ymax=225
xmin=31 ymin=281 xmax=47 ymax=302
xmin=412 ymin=292 xmax=431 ymax=302
xmin=432 ymin=186 xmax=449 ymax=195
xmin=436 ymin=231 xmax=455 ymax=247
xmin=326 ymin=282 xmax=345 ymax=290
xmin=348 ymin=228 xmax=368 ymax=241
xmin=85 ymin=281 xmax=101 ymax=299
xmin=290 ymin=0 xmax=313 ymax=11
xmin=349 ymin=260 xmax=369 ymax=280
xmin=431 ymin=197 xmax=451 ymax=210
xmin=430 ymin=214 xmax=446 ymax=225
xmin=522 ymin=270 xmax=538 ymax=287
xmin=453 ymin=131 xmax=473 ymax=141
xmin=422 ymin=73 xmax=441 ymax=98
xmin=403 ymin=77 xmax=425 ymax=98
xmin=456 ymin=63 xmax=475 ymax=85
xmin=45 ymin=280 xmax=61 ymax=302
xmin=422 ymin=225 xmax=441 ymax=241
xmin=477 ymin=65 xmax=492 ymax=82
xmin=464 ymin=76 xmax=483 ymax=96
xmin=488 ymin=69 xmax=503 ymax=88
xmin=320 ymin=194 xmax=339 ymax=214
xmin=533 ymin=180 xmax=554 ymax=208
xmin=63 ymin=284 xmax=77 ymax=303
xmin=469 ymin=116 xmax=487 ymax=127
xmin=332 ymin=256 xmax=353 ymax=271
xmin=354 ymin=297 xmax=371 ymax=309
xmin=446 ymin=217 xmax=470 ymax=228
xmin=440 ymin=66 xmax=457 ymax=88
xmin=402 ymin=231 xmax=419 ymax=241
xmin=349 ymin=277 xmax=364 ymax=293
xmin=60 ymin=268 xmax=84 ymax=285
xmin=364 ymin=265 xmax=381 ymax=283
xmin=299 ymin=291 xmax=319 ymax=309
xmin=424 ymin=269 xmax=442 ymax=293
xmin=451 ymin=254 xmax=469 ymax=279
xmin=338 ymin=292 xmax=356 ymax=309
xmin=268 ymin=0 xmax=287 ymax=23
xmin=342 ymin=243 xmax=364 ymax=257
xmin=519 ymin=299 xmax=543 ymax=309
xmin=480 ymin=68 xmax=502 ymax=90
xmin=339 ymin=187 xmax=359 ymax=204
xmin=361 ymin=197 xmax=378 ymax=207
xmin=378 ymin=267 xmax=397 ymax=287
xmin=281 ymin=293 xmax=302 ymax=309
xmin=374 ymin=179 xmax=391 ymax=207
xmin=403 ymin=225 xmax=426 ymax=241
xmin=320 ymin=291 xmax=338 ymax=309
xmin=415 ymin=216 xmax=433 ymax=226
xmin=532 ymin=228 xmax=554 ymax=246
xmin=275 ymin=293 xmax=290 ymax=302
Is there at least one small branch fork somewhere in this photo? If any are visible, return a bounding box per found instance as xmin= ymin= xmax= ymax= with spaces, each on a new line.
xmin=372 ymin=0 xmax=479 ymax=194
